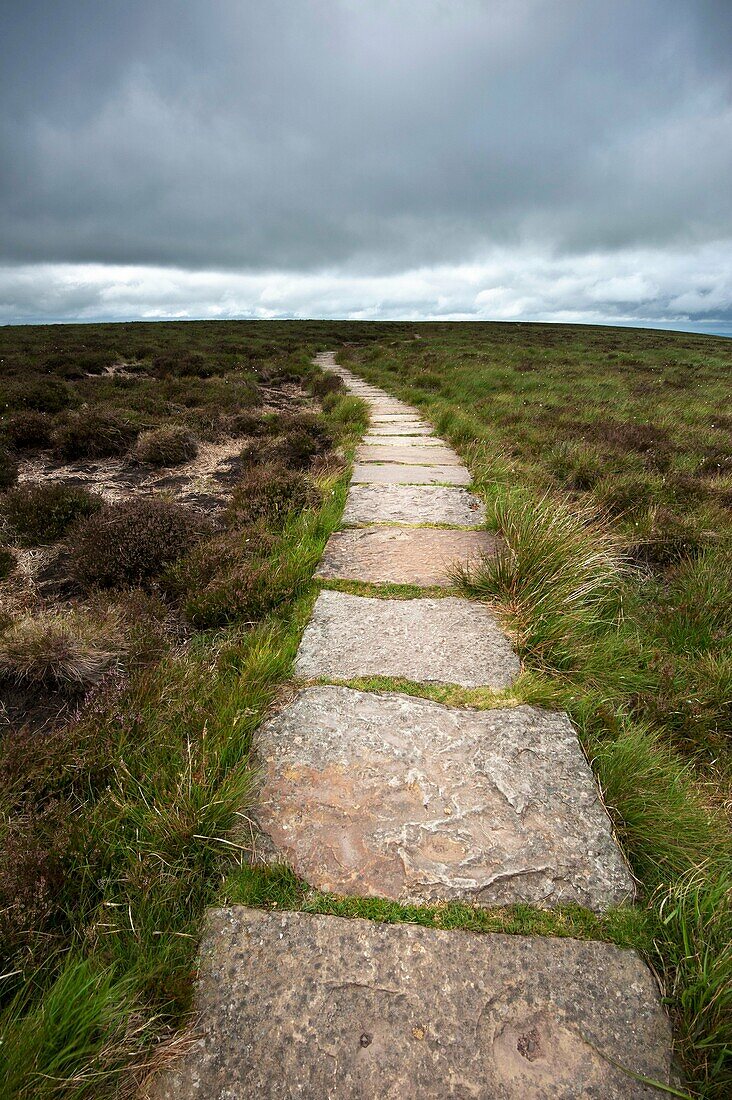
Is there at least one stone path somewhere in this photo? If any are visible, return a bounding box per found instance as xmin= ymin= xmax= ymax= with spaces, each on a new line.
xmin=152 ymin=352 xmax=673 ymax=1098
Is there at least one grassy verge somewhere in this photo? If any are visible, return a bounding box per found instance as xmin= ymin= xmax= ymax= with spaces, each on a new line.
xmin=0 ymin=387 xmax=367 ymax=1097
xmin=340 ymin=331 xmax=731 ymax=1098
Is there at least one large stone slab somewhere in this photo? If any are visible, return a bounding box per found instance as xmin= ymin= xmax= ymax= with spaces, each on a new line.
xmin=362 ymin=433 xmax=440 ymax=445
xmin=352 ymin=462 xmax=471 ymax=486
xmin=370 ymin=411 xmax=423 ymax=420
xmin=316 ymin=527 xmax=498 ymax=585
xmin=342 ymin=484 xmax=486 ymax=527
xmin=150 ymin=907 xmax=673 ymax=1100
xmin=366 ymin=422 xmax=433 ymax=435
xmin=254 ymin=687 xmax=635 ymax=909
xmin=296 ymin=590 xmax=520 ymax=688
xmin=356 ymin=443 xmax=462 ymax=465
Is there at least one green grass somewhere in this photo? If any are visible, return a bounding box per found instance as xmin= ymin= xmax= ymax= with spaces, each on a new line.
xmin=0 ymin=324 xmax=368 ymax=1098
xmin=2 ymin=319 xmax=730 ymax=1096
xmin=223 ymin=863 xmax=654 ymax=950
xmin=340 ymin=324 xmax=732 ymax=1098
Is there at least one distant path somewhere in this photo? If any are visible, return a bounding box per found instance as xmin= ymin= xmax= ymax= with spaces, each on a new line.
xmin=152 ymin=352 xmax=673 ymax=1099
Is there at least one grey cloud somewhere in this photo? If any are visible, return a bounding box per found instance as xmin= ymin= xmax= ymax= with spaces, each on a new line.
xmin=2 ymin=242 xmax=730 ymax=332
xmin=2 ymin=0 xmax=732 ymax=274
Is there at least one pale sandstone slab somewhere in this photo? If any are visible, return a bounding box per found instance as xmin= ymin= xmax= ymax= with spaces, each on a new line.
xmin=352 ymin=462 xmax=471 ymax=486
xmin=366 ymin=423 xmax=433 ymax=436
xmin=253 ymin=687 xmax=636 ymax=909
xmin=356 ymin=443 xmax=462 ymax=465
xmin=316 ymin=526 xmax=498 ymax=585
xmin=362 ymin=433 xmax=440 ymax=445
xmin=342 ymin=484 xmax=485 ymax=527
xmin=296 ymin=591 xmax=519 ymax=688
xmin=370 ymin=413 xmax=428 ymax=423
xmin=150 ymin=908 xmax=673 ymax=1100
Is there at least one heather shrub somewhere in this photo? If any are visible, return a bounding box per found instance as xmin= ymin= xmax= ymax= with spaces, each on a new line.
xmin=4 ymin=410 xmax=53 ymax=448
xmin=0 ymin=609 xmax=126 ymax=689
xmin=243 ymin=413 xmax=332 ymax=470
xmin=53 ymin=409 xmax=138 ymax=459
xmin=310 ymin=372 xmax=344 ymax=399
xmin=2 ymin=482 xmax=102 ymax=545
xmin=0 ymin=546 xmax=16 ymax=580
xmin=68 ymin=497 xmax=212 ymax=588
xmin=151 ymin=351 xmax=214 ymax=378
xmin=226 ymin=463 xmax=320 ymax=528
xmin=0 ymin=377 xmax=75 ymax=414
xmin=0 ymin=445 xmax=18 ymax=490
xmin=133 ymin=425 xmax=198 ymax=467
xmin=183 ymin=559 xmax=294 ymax=628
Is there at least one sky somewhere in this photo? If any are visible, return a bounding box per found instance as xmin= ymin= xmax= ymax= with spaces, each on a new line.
xmin=1 ymin=0 xmax=731 ymax=332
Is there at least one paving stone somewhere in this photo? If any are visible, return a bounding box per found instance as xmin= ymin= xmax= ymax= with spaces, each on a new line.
xmin=316 ymin=526 xmax=498 ymax=585
xmin=370 ymin=413 xmax=429 ymax=423
xmin=296 ymin=590 xmax=520 ymax=687
xmin=253 ymin=686 xmax=636 ymax=909
xmin=356 ymin=443 xmax=462 ymax=465
xmin=150 ymin=907 xmax=673 ymax=1100
xmin=352 ymin=462 xmax=471 ymax=485
xmin=342 ymin=484 xmax=486 ymax=527
xmin=366 ymin=423 xmax=433 ymax=436
xmin=362 ymin=433 xmax=440 ymax=445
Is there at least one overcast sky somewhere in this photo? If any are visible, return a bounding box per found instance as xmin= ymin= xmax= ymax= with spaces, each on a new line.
xmin=2 ymin=0 xmax=731 ymax=331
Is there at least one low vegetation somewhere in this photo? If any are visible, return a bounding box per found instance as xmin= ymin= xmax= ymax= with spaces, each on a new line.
xmin=1 ymin=319 xmax=729 ymax=1096
xmin=0 ymin=320 xmax=370 ymax=1098
xmin=341 ymin=323 xmax=732 ymax=1097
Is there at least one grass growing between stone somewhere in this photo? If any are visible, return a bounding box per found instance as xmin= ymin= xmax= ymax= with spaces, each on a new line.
xmin=340 ymin=326 xmax=732 ymax=1098
xmin=223 ymin=863 xmax=654 ymax=950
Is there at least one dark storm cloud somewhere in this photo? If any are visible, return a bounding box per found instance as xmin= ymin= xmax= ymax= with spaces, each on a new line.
xmin=2 ymin=0 xmax=732 ymax=274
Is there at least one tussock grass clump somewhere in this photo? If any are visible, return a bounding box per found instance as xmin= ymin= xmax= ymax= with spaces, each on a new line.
xmin=133 ymin=425 xmax=199 ymax=467
xmin=456 ymin=490 xmax=624 ymax=667
xmin=69 ymin=497 xmax=212 ymax=588
xmin=227 ymin=463 xmax=321 ymax=528
xmin=2 ymin=481 xmax=102 ymax=545
xmin=654 ymin=868 xmax=732 ymax=1095
xmin=546 ymin=440 xmax=604 ymax=490
xmin=3 ymin=411 xmax=53 ymax=448
xmin=0 ymin=608 xmax=126 ymax=688
xmin=52 ymin=409 xmax=138 ymax=459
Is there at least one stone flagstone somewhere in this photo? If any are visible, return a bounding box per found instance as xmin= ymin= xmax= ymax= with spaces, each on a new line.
xmin=150 ymin=907 xmax=673 ymax=1100
xmin=155 ymin=350 xmax=674 ymax=1098
xmin=253 ymin=686 xmax=636 ymax=909
xmin=352 ymin=461 xmax=471 ymax=485
xmin=364 ymin=423 xmax=434 ymax=435
xmin=356 ymin=443 xmax=462 ymax=465
xmin=342 ymin=484 xmax=485 ymax=527
xmin=316 ymin=526 xmax=498 ymax=585
xmin=296 ymin=590 xmax=520 ymax=688
xmin=362 ymin=433 xmax=441 ymax=445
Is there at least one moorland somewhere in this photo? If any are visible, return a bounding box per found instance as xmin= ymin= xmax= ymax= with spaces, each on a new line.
xmin=0 ymin=320 xmax=729 ymax=1098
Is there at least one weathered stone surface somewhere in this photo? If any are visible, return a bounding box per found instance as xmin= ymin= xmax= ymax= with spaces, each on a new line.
xmin=362 ymin=433 xmax=440 ymax=445
xmin=316 ymin=526 xmax=498 ymax=585
xmin=342 ymin=484 xmax=485 ymax=527
xmin=356 ymin=443 xmax=463 ymax=465
xmin=352 ymin=462 xmax=471 ymax=486
xmin=370 ymin=413 xmax=429 ymax=424
xmin=150 ymin=907 xmax=673 ymax=1100
xmin=296 ymin=590 xmax=520 ymax=687
xmin=366 ymin=422 xmax=433 ymax=435
xmin=253 ymin=687 xmax=635 ymax=909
